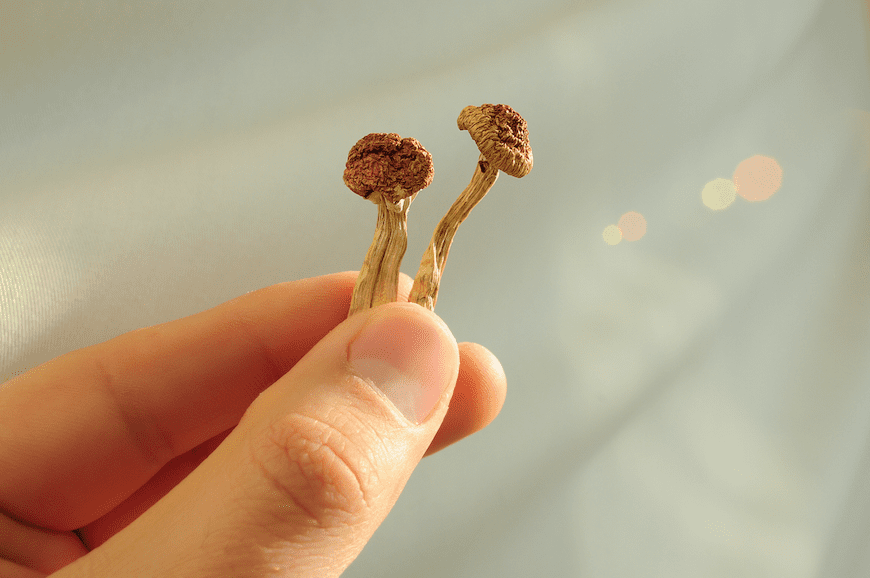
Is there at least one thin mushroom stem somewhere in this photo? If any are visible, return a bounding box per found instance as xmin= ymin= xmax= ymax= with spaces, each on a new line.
xmin=409 ymin=155 xmax=498 ymax=310
xmin=349 ymin=194 xmax=390 ymax=314
xmin=348 ymin=193 xmax=415 ymax=315
xmin=371 ymin=196 xmax=412 ymax=308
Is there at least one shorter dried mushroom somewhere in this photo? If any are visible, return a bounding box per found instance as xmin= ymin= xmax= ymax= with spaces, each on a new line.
xmin=409 ymin=104 xmax=532 ymax=310
xmin=344 ymin=133 xmax=434 ymax=315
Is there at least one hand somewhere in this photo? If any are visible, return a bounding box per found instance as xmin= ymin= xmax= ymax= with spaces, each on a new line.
xmin=0 ymin=272 xmax=506 ymax=577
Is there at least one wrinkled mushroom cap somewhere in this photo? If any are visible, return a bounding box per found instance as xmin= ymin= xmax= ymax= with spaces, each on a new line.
xmin=343 ymin=133 xmax=434 ymax=204
xmin=457 ymin=104 xmax=533 ymax=178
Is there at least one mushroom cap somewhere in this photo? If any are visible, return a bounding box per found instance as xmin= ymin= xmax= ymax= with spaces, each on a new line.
xmin=343 ymin=133 xmax=434 ymax=204
xmin=457 ymin=104 xmax=533 ymax=178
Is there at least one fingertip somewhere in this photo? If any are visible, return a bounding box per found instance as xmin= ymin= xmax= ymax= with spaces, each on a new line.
xmin=425 ymin=342 xmax=506 ymax=456
xmin=457 ymin=342 xmax=507 ymax=426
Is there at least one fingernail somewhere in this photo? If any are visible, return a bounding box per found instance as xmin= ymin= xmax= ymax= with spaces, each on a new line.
xmin=348 ymin=306 xmax=456 ymax=424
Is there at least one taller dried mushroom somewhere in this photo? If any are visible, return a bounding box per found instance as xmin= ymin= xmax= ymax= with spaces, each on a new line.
xmin=409 ymin=104 xmax=533 ymax=310
xmin=344 ymin=132 xmax=434 ymax=315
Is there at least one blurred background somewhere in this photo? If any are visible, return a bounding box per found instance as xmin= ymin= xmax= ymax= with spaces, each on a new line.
xmin=2 ymin=1 xmax=869 ymax=576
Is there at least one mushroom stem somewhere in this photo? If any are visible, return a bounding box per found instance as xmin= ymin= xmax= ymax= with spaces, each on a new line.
xmin=409 ymin=155 xmax=498 ymax=310
xmin=348 ymin=194 xmax=413 ymax=315
xmin=349 ymin=197 xmax=389 ymax=314
xmin=371 ymin=198 xmax=411 ymax=307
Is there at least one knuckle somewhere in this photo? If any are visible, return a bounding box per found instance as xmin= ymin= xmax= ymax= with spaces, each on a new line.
xmin=249 ymin=410 xmax=384 ymax=529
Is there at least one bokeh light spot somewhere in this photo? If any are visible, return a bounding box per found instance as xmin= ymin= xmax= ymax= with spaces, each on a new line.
xmin=733 ymin=155 xmax=782 ymax=202
xmin=701 ymin=178 xmax=737 ymax=210
xmin=617 ymin=211 xmax=647 ymax=241
xmin=602 ymin=224 xmax=622 ymax=245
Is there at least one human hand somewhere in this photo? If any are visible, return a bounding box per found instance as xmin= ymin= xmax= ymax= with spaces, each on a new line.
xmin=0 ymin=272 xmax=506 ymax=577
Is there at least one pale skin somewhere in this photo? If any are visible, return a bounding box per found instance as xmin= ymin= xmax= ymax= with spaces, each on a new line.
xmin=0 ymin=272 xmax=506 ymax=577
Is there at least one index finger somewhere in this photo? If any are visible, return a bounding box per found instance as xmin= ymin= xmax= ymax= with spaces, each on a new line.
xmin=0 ymin=272 xmax=358 ymax=531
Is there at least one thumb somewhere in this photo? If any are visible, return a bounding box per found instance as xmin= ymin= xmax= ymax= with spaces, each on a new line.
xmin=63 ymin=302 xmax=460 ymax=578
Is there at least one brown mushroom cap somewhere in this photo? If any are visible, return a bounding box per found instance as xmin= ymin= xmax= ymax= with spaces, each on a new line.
xmin=343 ymin=133 xmax=434 ymax=204
xmin=457 ymin=104 xmax=533 ymax=178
